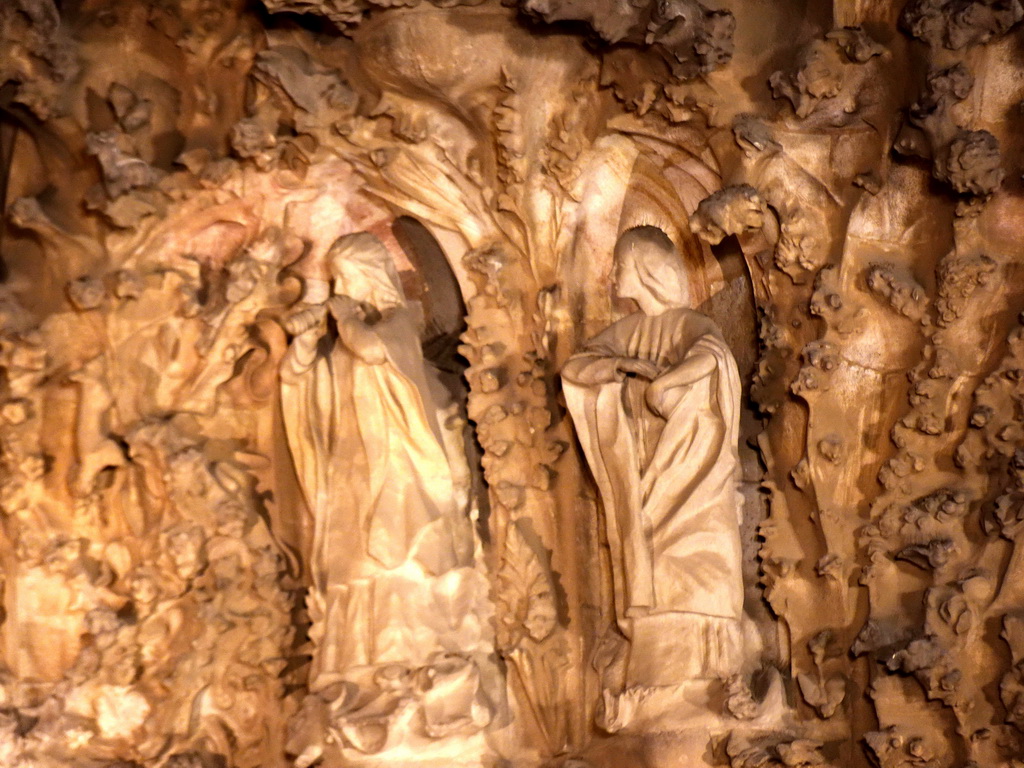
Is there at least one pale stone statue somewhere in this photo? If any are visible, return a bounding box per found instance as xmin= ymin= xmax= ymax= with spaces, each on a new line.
xmin=281 ymin=231 xmax=474 ymax=677
xmin=562 ymin=226 xmax=745 ymax=728
xmin=279 ymin=231 xmax=492 ymax=762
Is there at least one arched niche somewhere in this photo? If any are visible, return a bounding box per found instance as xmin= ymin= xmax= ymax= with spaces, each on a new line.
xmin=391 ymin=214 xmax=467 ymax=367
xmin=390 ymin=214 xmax=491 ymax=540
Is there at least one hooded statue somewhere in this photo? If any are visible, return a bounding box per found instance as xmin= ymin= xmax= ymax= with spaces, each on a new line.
xmin=280 ymin=232 xmax=470 ymax=683
xmin=561 ymin=226 xmax=744 ymax=715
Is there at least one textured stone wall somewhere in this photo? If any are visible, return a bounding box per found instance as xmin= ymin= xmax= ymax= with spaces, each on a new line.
xmin=1 ymin=1 xmax=1023 ymax=767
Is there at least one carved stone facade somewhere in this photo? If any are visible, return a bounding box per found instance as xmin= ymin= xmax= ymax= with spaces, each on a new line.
xmin=1 ymin=1 xmax=1023 ymax=767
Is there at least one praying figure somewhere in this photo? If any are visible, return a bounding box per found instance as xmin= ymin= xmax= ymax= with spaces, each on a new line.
xmin=561 ymin=226 xmax=745 ymax=726
xmin=279 ymin=232 xmax=472 ymax=686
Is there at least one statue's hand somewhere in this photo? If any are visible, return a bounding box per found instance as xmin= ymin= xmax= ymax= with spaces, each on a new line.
xmin=644 ymin=350 xmax=717 ymax=417
xmin=645 ymin=380 xmax=671 ymax=418
xmin=616 ymin=358 xmax=660 ymax=380
xmin=333 ymin=298 xmax=388 ymax=365
xmin=563 ymin=356 xmax=622 ymax=385
xmin=327 ymin=295 xmax=362 ymax=322
xmin=282 ymin=304 xmax=327 ymax=336
xmin=564 ymin=356 xmax=660 ymax=385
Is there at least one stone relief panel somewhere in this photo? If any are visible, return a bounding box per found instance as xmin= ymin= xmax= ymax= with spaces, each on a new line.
xmin=1 ymin=1 xmax=1024 ymax=767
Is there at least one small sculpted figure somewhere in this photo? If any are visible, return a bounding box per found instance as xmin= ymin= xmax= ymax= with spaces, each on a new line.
xmin=561 ymin=226 xmax=744 ymax=726
xmin=280 ymin=231 xmax=472 ymax=687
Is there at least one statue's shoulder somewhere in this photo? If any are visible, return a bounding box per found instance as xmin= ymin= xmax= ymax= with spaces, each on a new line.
xmin=671 ymin=308 xmax=726 ymax=342
xmin=582 ymin=311 xmax=643 ymax=353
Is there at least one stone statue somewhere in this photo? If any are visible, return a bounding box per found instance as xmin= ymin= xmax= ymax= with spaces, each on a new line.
xmin=561 ymin=226 xmax=745 ymax=727
xmin=279 ymin=230 xmax=476 ymax=690
xmin=279 ymin=233 xmax=495 ymax=763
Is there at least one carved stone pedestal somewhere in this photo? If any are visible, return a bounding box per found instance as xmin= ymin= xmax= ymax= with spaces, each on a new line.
xmin=583 ymin=670 xmax=789 ymax=768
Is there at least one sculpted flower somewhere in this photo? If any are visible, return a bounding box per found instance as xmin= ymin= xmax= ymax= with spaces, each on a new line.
xmin=690 ymin=185 xmax=768 ymax=245
xmin=937 ymin=129 xmax=1004 ymax=196
xmin=230 ymin=117 xmax=277 ymax=161
xmin=66 ymin=276 xmax=105 ymax=311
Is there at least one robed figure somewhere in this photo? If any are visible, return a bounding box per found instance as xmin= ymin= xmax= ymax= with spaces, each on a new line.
xmin=280 ymin=232 xmax=469 ymax=686
xmin=562 ymin=227 xmax=744 ymax=702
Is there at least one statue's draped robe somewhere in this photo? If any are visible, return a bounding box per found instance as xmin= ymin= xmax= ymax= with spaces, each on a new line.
xmin=281 ymin=305 xmax=458 ymax=679
xmin=563 ymin=308 xmax=744 ymax=684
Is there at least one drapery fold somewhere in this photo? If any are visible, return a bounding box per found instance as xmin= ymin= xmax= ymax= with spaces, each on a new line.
xmin=563 ymin=308 xmax=744 ymax=682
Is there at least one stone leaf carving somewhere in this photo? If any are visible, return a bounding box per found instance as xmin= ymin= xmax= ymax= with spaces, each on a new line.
xmin=901 ymin=0 xmax=1024 ymax=49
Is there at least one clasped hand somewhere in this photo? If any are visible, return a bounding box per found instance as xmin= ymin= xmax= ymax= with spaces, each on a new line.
xmin=569 ymin=355 xmax=661 ymax=384
xmin=617 ymin=358 xmax=681 ymax=417
xmin=329 ymin=295 xmax=388 ymax=365
xmin=282 ymin=295 xmax=388 ymax=365
xmin=575 ymin=355 xmax=701 ymax=415
xmin=615 ymin=357 xmax=660 ymax=380
xmin=592 ymin=357 xmax=674 ymax=416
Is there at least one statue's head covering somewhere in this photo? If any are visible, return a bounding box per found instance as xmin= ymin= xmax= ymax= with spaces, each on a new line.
xmin=327 ymin=232 xmax=405 ymax=309
xmin=614 ymin=225 xmax=697 ymax=311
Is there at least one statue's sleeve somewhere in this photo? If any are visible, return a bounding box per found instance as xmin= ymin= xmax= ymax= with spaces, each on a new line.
xmin=281 ymin=328 xmax=322 ymax=383
xmin=562 ymin=355 xmax=656 ymax=618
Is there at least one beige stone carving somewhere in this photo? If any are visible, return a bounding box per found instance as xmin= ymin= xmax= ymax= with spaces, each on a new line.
xmin=4 ymin=0 xmax=1024 ymax=766
xmin=280 ymin=231 xmax=494 ymax=763
xmin=562 ymin=226 xmax=745 ymax=732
